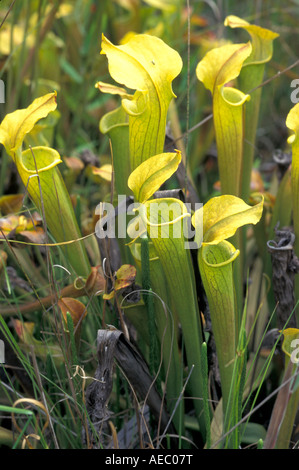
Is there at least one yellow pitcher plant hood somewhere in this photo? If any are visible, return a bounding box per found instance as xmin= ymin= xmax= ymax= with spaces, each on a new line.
xmin=224 ymin=15 xmax=279 ymax=201
xmin=0 ymin=92 xmax=57 ymax=160
xmin=196 ymin=42 xmax=252 ymax=196
xmin=0 ymin=92 xmax=90 ymax=277
xmin=192 ymin=194 xmax=264 ymax=247
xmin=100 ymin=34 xmax=182 ymax=171
xmin=128 ymin=150 xmax=181 ymax=204
xmin=224 ymin=15 xmax=279 ymax=66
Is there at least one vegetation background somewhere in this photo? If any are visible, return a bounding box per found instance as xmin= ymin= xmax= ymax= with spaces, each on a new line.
xmin=0 ymin=0 xmax=298 ymax=450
